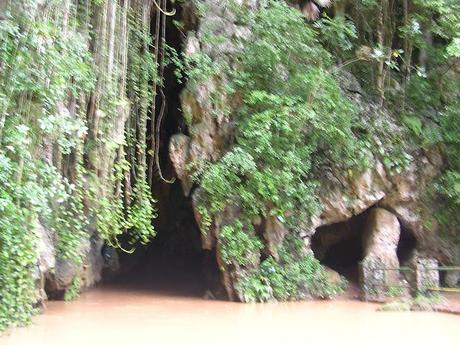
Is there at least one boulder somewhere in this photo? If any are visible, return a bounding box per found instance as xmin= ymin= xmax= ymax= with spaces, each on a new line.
xmin=359 ymin=208 xmax=401 ymax=301
xmin=324 ymin=267 xmax=343 ymax=287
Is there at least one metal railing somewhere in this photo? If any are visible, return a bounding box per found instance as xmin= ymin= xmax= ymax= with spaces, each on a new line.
xmin=368 ymin=266 xmax=460 ymax=293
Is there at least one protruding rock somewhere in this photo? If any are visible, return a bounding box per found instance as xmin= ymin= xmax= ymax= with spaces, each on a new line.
xmin=169 ymin=134 xmax=192 ymax=195
xmin=324 ymin=267 xmax=343 ymax=287
xmin=263 ymin=216 xmax=288 ymax=260
xmin=360 ymin=208 xmax=401 ymax=301
xmin=35 ymin=221 xmax=56 ymax=278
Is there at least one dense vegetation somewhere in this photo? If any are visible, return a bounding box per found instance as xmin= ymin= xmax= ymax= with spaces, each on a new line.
xmin=178 ymin=0 xmax=459 ymax=301
xmin=329 ymin=1 xmax=460 ymax=242
xmin=180 ymin=2 xmax=364 ymax=301
xmin=0 ymin=0 xmax=458 ymax=330
xmin=0 ymin=0 xmax=158 ymax=331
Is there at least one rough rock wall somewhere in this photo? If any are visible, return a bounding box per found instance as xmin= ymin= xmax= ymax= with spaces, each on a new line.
xmin=170 ymin=0 xmax=266 ymax=300
xmin=359 ymin=208 xmax=403 ymax=301
xmin=310 ymin=97 xmax=444 ymax=258
xmin=170 ymin=0 xmax=446 ymax=300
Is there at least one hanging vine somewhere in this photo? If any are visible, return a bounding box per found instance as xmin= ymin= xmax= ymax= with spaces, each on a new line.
xmin=149 ymin=0 xmax=176 ymax=184
xmin=0 ymin=0 xmax=177 ymax=330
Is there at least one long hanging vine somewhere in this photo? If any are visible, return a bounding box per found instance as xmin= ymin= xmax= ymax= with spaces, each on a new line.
xmin=149 ymin=0 xmax=176 ymax=185
xmin=153 ymin=0 xmax=176 ymax=16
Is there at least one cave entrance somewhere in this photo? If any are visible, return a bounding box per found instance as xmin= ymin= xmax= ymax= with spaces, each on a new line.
xmin=110 ymin=2 xmax=218 ymax=298
xmin=311 ymin=211 xmax=368 ymax=284
xmin=311 ymin=208 xmax=418 ymax=290
xmin=115 ymin=181 xmax=211 ymax=298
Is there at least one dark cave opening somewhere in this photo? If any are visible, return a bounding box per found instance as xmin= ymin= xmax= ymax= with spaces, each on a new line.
xmin=311 ymin=211 xmax=368 ymax=283
xmin=110 ymin=2 xmax=219 ymax=298
xmin=397 ymin=224 xmax=417 ymax=265
xmin=114 ymin=181 xmax=214 ymax=297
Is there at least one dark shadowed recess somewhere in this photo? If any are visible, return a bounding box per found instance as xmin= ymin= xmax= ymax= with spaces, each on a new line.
xmin=110 ymin=3 xmax=220 ymax=298
xmin=311 ymin=210 xmax=368 ymax=283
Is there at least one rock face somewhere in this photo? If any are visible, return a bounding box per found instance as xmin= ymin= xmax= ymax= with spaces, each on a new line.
xmin=29 ymin=0 xmax=137 ymax=303
xmin=445 ymin=272 xmax=460 ymax=288
xmin=363 ymin=208 xmax=401 ymax=272
xmin=28 ymin=0 xmax=451 ymax=304
xmin=408 ymin=253 xmax=440 ymax=294
xmin=169 ymin=1 xmax=449 ymax=301
xmin=359 ymin=208 xmax=402 ymax=301
xmin=41 ymin=232 xmax=113 ymax=301
xmin=34 ymin=221 xmax=56 ymax=305
xmin=263 ymin=216 xmax=288 ymax=260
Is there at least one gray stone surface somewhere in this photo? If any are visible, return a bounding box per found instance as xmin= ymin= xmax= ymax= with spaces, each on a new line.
xmin=359 ymin=208 xmax=402 ymax=301
xmin=445 ymin=271 xmax=460 ymax=288
xmin=408 ymin=253 xmax=440 ymax=294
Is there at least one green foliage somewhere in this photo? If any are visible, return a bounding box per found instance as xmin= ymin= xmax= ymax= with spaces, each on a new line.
xmin=53 ymin=185 xmax=89 ymax=263
xmin=380 ymin=293 xmax=446 ymax=312
xmin=446 ymin=37 xmax=460 ymax=58
xmin=64 ymin=277 xmax=82 ymax=302
xmin=0 ymin=185 xmax=37 ymax=330
xmin=88 ymin=1 xmax=159 ymax=250
xmin=438 ymin=171 xmax=460 ymax=206
xmin=338 ymin=0 xmax=459 ymax=245
xmin=385 ymin=285 xmax=407 ymax=298
xmin=411 ymin=293 xmax=446 ymax=311
xmin=434 ymin=103 xmax=460 ymax=242
xmin=237 ymin=240 xmax=347 ymax=302
xmin=0 ymin=2 xmax=94 ymax=329
xmin=314 ymin=14 xmax=357 ymax=57
xmin=127 ymin=9 xmax=157 ymax=121
xmin=178 ymin=1 xmax=374 ymax=302
xmin=190 ymin=2 xmax=363 ymax=235
xmin=196 ymin=205 xmax=212 ymax=234
xmin=0 ymin=138 xmax=89 ymax=330
xmin=402 ymin=115 xmax=423 ymax=137
xmin=219 ymin=221 xmax=263 ymax=267
xmin=96 ymin=196 xmax=126 ymax=245
xmin=95 ymin=172 xmax=157 ymax=249
xmin=125 ymin=179 xmax=157 ymax=246
xmin=0 ymin=0 xmax=158 ymax=331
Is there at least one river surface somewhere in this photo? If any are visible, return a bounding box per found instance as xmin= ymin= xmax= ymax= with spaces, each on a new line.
xmin=1 ymin=281 xmax=459 ymax=345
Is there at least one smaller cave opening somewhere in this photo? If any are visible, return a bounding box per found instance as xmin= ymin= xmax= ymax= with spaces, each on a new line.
xmin=396 ymin=225 xmax=417 ymax=265
xmin=312 ymin=207 xmax=419 ymax=294
xmin=311 ymin=211 xmax=368 ymax=284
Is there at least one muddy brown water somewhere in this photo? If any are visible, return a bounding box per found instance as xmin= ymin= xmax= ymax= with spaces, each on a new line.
xmin=1 ymin=280 xmax=459 ymax=345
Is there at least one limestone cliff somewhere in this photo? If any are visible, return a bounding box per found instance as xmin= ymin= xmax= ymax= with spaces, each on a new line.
xmin=169 ymin=0 xmax=455 ymax=301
